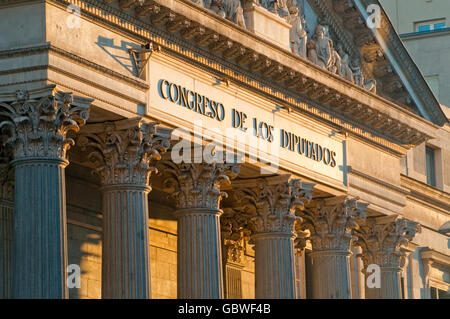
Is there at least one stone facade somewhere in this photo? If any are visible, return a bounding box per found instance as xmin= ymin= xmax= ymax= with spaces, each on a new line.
xmin=0 ymin=0 xmax=448 ymax=299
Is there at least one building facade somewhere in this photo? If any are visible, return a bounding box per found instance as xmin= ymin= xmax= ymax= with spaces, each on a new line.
xmin=0 ymin=0 xmax=449 ymax=299
xmin=380 ymin=0 xmax=450 ymax=107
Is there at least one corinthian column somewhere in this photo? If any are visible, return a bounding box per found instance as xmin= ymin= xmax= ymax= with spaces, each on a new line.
xmin=234 ymin=175 xmax=315 ymax=299
xmin=0 ymin=85 xmax=92 ymax=298
xmin=298 ymin=196 xmax=368 ymax=299
xmin=355 ymin=215 xmax=421 ymax=299
xmin=78 ymin=118 xmax=171 ymax=299
xmin=159 ymin=159 xmax=240 ymax=299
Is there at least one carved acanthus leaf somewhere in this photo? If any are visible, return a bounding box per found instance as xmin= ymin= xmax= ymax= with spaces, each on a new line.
xmin=297 ymin=196 xmax=368 ymax=252
xmin=234 ymin=177 xmax=314 ymax=235
xmin=78 ymin=118 xmax=171 ymax=186
xmin=159 ymin=159 xmax=240 ymax=210
xmin=355 ymin=215 xmax=421 ymax=270
xmin=0 ymin=87 xmax=91 ymax=160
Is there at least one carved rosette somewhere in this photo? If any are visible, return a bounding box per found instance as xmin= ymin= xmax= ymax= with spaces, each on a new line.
xmin=355 ymin=215 xmax=421 ymax=271
xmin=159 ymin=160 xmax=240 ymax=210
xmin=298 ymin=196 xmax=368 ymax=252
xmin=78 ymin=118 xmax=171 ymax=186
xmin=235 ymin=177 xmax=314 ymax=236
xmin=0 ymin=88 xmax=91 ymax=161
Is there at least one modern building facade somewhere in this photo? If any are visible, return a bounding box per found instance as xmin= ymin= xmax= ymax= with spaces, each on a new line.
xmin=0 ymin=0 xmax=448 ymax=299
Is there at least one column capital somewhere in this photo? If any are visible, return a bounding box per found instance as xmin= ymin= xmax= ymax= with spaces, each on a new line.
xmin=355 ymin=215 xmax=421 ymax=270
xmin=0 ymin=85 xmax=92 ymax=161
xmin=78 ymin=118 xmax=171 ymax=186
xmin=232 ymin=175 xmax=315 ymax=236
xmin=0 ymin=145 xmax=13 ymax=202
xmin=159 ymin=160 xmax=240 ymax=210
xmin=298 ymin=195 xmax=368 ymax=252
xmin=221 ymin=208 xmax=251 ymax=265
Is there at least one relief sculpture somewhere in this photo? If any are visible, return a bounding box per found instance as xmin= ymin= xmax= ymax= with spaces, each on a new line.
xmin=206 ymin=0 xmax=246 ymax=28
xmin=200 ymin=0 xmax=378 ymax=93
xmin=288 ymin=4 xmax=308 ymax=58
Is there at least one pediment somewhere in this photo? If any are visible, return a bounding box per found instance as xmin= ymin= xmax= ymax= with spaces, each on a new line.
xmin=309 ymin=0 xmax=447 ymax=126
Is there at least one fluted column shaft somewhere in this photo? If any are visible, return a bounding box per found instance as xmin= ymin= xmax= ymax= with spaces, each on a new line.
xmin=78 ymin=118 xmax=171 ymax=299
xmin=159 ymin=160 xmax=240 ymax=299
xmin=298 ymin=196 xmax=368 ymax=299
xmin=101 ymin=185 xmax=151 ymax=299
xmin=365 ymin=268 xmax=402 ymax=299
xmin=254 ymin=233 xmax=297 ymax=299
xmin=176 ymin=208 xmax=223 ymax=299
xmin=309 ymin=251 xmax=352 ymax=299
xmin=12 ymin=158 xmax=68 ymax=298
xmin=234 ymin=176 xmax=315 ymax=299
xmin=0 ymin=86 xmax=92 ymax=299
xmin=0 ymin=200 xmax=13 ymax=298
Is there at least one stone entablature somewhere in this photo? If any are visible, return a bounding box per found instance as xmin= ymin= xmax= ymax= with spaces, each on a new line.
xmin=0 ymin=0 xmax=441 ymax=159
xmin=79 ymin=0 xmax=437 ymax=150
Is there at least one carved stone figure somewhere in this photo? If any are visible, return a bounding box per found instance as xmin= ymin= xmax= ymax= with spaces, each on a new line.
xmin=261 ymin=0 xmax=290 ymax=19
xmin=329 ymin=41 xmax=341 ymax=74
xmin=207 ymin=0 xmax=246 ymax=28
xmin=352 ymin=59 xmax=377 ymax=93
xmin=307 ymin=24 xmax=332 ymax=70
xmin=288 ymin=5 xmax=307 ymax=58
xmin=336 ymin=42 xmax=354 ymax=82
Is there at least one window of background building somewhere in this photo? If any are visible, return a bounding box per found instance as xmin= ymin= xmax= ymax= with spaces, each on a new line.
xmin=415 ymin=19 xmax=446 ymax=32
xmin=425 ymin=146 xmax=437 ymax=187
xmin=424 ymin=75 xmax=440 ymax=102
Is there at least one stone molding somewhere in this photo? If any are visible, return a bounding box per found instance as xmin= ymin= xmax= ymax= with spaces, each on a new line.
xmin=355 ymin=0 xmax=447 ymax=126
xmin=43 ymin=0 xmax=438 ymax=151
xmin=0 ymin=85 xmax=92 ymax=161
xmin=0 ymin=43 xmax=149 ymax=90
xmin=77 ymin=118 xmax=171 ymax=186
xmin=421 ymin=248 xmax=450 ymax=294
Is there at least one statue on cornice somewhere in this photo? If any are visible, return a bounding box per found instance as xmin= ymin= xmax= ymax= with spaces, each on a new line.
xmin=352 ymin=59 xmax=377 ymax=93
xmin=288 ymin=5 xmax=307 ymax=58
xmin=307 ymin=24 xmax=333 ymax=70
xmin=261 ymin=0 xmax=290 ymax=19
xmin=336 ymin=42 xmax=354 ymax=82
xmin=206 ymin=0 xmax=247 ymax=28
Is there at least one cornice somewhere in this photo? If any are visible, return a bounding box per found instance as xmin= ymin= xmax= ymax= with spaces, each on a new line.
xmin=0 ymin=42 xmax=149 ymax=90
xmin=356 ymin=0 xmax=448 ymax=126
xmin=348 ymin=167 xmax=410 ymax=195
xmin=400 ymin=28 xmax=450 ymax=41
xmin=401 ymin=174 xmax=450 ymax=213
xmin=38 ymin=0 xmax=441 ymax=155
xmin=420 ymin=248 xmax=450 ymax=267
